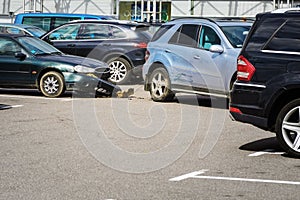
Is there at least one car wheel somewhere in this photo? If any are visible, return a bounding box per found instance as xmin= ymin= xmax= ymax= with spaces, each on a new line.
xmin=39 ymin=71 xmax=65 ymax=98
xmin=108 ymin=57 xmax=131 ymax=84
xmin=275 ymin=99 xmax=300 ymax=157
xmin=149 ymin=67 xmax=174 ymax=102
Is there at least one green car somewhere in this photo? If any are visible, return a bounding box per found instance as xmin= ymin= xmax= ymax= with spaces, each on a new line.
xmin=0 ymin=34 xmax=120 ymax=97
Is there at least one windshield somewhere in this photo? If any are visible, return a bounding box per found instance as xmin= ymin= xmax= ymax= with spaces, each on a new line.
xmin=16 ymin=36 xmax=62 ymax=55
xmin=221 ymin=26 xmax=251 ymax=48
xmin=25 ymin=27 xmax=46 ymax=37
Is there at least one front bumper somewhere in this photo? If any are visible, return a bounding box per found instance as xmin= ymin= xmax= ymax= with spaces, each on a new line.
xmin=63 ymin=72 xmax=121 ymax=97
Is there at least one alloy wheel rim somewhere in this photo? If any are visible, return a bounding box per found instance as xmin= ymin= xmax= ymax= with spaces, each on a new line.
xmin=43 ymin=76 xmax=59 ymax=94
xmin=151 ymin=72 xmax=167 ymax=98
xmin=109 ymin=61 xmax=127 ymax=83
xmin=282 ymin=106 xmax=300 ymax=153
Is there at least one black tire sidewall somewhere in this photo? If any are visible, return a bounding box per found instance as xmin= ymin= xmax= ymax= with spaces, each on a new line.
xmin=107 ymin=57 xmax=132 ymax=85
xmin=39 ymin=71 xmax=65 ymax=98
xmin=149 ymin=67 xmax=174 ymax=102
xmin=275 ymin=98 xmax=300 ymax=157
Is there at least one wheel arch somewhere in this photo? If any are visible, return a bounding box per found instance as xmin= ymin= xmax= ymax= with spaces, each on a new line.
xmin=267 ymin=87 xmax=300 ymax=131
xmin=103 ymin=52 xmax=133 ymax=69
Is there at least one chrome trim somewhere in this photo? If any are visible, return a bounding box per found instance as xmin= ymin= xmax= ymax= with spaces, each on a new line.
xmin=234 ymin=82 xmax=266 ymax=88
xmin=172 ymin=88 xmax=228 ymax=98
xmin=261 ymin=49 xmax=300 ymax=56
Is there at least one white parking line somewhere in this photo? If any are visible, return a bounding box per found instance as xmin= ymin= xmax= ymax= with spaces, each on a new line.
xmin=248 ymin=149 xmax=285 ymax=157
xmin=0 ymin=104 xmax=24 ymax=109
xmin=169 ymin=170 xmax=300 ymax=185
xmin=0 ymin=94 xmax=73 ymax=101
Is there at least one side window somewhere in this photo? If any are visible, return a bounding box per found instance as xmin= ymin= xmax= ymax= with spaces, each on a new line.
xmin=199 ymin=26 xmax=221 ymax=50
xmin=168 ymin=24 xmax=199 ymax=47
xmin=0 ymin=38 xmax=22 ymax=56
xmin=77 ymin=24 xmax=110 ymax=39
xmin=54 ymin=17 xmax=80 ymax=29
xmin=110 ymin=26 xmax=127 ymax=39
xmin=48 ymin=24 xmax=81 ymax=40
xmin=151 ymin=24 xmax=173 ymax=42
xmin=264 ymin=20 xmax=300 ymax=52
xmin=23 ymin=17 xmax=51 ymax=32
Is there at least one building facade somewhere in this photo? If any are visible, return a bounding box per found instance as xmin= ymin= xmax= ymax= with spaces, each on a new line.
xmin=0 ymin=0 xmax=299 ymax=22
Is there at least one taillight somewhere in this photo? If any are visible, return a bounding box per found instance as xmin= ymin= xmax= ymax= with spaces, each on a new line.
xmin=134 ymin=42 xmax=148 ymax=48
xmin=237 ymin=55 xmax=255 ymax=82
xmin=145 ymin=50 xmax=150 ymax=61
xmin=229 ymin=106 xmax=242 ymax=114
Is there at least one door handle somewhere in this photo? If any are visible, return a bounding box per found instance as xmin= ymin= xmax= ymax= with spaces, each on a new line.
xmin=165 ymin=49 xmax=171 ymax=53
xmin=102 ymin=44 xmax=111 ymax=46
xmin=193 ymin=55 xmax=201 ymax=60
xmin=67 ymin=44 xmax=76 ymax=47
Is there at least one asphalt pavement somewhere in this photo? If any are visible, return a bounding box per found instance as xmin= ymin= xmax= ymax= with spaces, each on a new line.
xmin=0 ymin=85 xmax=299 ymax=200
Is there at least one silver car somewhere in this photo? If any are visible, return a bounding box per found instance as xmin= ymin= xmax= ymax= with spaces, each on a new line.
xmin=143 ymin=18 xmax=252 ymax=101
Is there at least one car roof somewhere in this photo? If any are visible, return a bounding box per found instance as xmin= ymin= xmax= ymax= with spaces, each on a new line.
xmin=62 ymin=19 xmax=150 ymax=27
xmin=0 ymin=23 xmax=41 ymax=29
xmin=15 ymin=12 xmax=112 ymax=19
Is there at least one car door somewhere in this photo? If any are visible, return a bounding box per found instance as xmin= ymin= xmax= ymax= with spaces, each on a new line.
xmin=166 ymin=24 xmax=201 ymax=88
xmin=46 ymin=24 xmax=81 ymax=55
xmin=0 ymin=37 xmax=32 ymax=85
xmin=74 ymin=23 xmax=111 ymax=60
xmin=191 ymin=25 xmax=227 ymax=93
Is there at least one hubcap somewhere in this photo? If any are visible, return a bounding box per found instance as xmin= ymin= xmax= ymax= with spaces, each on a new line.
xmin=109 ymin=61 xmax=127 ymax=83
xmin=282 ymin=106 xmax=300 ymax=152
xmin=151 ymin=72 xmax=167 ymax=98
xmin=43 ymin=76 xmax=59 ymax=94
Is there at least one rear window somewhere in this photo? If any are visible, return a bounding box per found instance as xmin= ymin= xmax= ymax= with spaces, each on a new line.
xmin=151 ymin=24 xmax=173 ymax=42
xmin=264 ymin=19 xmax=300 ymax=52
xmin=245 ymin=17 xmax=287 ymax=51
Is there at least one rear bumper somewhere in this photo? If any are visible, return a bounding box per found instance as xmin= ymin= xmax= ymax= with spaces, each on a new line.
xmin=229 ymin=110 xmax=269 ymax=130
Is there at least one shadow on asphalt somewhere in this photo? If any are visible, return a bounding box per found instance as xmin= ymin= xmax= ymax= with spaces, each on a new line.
xmin=239 ymin=137 xmax=300 ymax=159
xmin=0 ymin=104 xmax=12 ymax=110
xmin=174 ymin=94 xmax=228 ymax=110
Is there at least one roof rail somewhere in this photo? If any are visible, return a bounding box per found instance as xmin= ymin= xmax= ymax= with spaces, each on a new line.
xmin=271 ymin=8 xmax=300 ymax=13
xmin=170 ymin=17 xmax=216 ymax=23
xmin=210 ymin=17 xmax=255 ymax=22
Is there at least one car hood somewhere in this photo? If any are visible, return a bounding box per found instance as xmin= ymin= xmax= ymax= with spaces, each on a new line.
xmin=37 ymin=54 xmax=107 ymax=69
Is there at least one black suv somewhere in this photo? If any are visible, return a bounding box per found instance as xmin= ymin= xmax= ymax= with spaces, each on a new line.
xmin=230 ymin=8 xmax=300 ymax=157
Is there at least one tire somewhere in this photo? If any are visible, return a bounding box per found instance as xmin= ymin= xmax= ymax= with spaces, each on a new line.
xmin=275 ymin=99 xmax=300 ymax=157
xmin=107 ymin=57 xmax=131 ymax=85
xmin=149 ymin=67 xmax=174 ymax=102
xmin=39 ymin=71 xmax=65 ymax=98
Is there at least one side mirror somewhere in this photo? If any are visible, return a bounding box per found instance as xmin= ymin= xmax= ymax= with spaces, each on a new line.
xmin=209 ymin=45 xmax=224 ymax=54
xmin=15 ymin=52 xmax=26 ymax=60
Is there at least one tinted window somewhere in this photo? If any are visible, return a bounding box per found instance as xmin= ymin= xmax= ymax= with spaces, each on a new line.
xmin=198 ymin=26 xmax=221 ymax=50
xmin=49 ymin=24 xmax=81 ymax=40
xmin=23 ymin=17 xmax=51 ymax=32
xmin=151 ymin=24 xmax=173 ymax=41
xmin=54 ymin=17 xmax=80 ymax=28
xmin=110 ymin=26 xmax=127 ymax=38
xmin=169 ymin=24 xmax=199 ymax=47
xmin=264 ymin=20 xmax=300 ymax=52
xmin=178 ymin=25 xmax=199 ymax=46
xmin=77 ymin=24 xmax=110 ymax=39
xmin=245 ymin=18 xmax=287 ymax=51
xmin=0 ymin=38 xmax=22 ymax=56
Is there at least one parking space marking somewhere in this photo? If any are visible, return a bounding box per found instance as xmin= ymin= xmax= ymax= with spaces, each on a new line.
xmin=248 ymin=149 xmax=285 ymax=157
xmin=169 ymin=170 xmax=300 ymax=185
xmin=0 ymin=94 xmax=73 ymax=101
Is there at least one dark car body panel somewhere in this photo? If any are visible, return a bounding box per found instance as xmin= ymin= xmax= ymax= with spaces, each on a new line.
xmin=230 ymin=11 xmax=300 ymax=131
